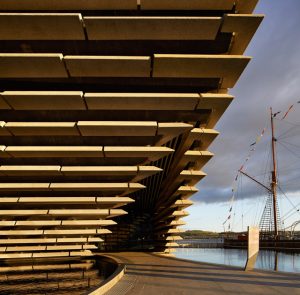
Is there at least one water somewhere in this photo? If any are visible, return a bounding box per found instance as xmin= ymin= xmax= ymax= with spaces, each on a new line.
xmin=175 ymin=248 xmax=300 ymax=273
xmin=0 ymin=258 xmax=117 ymax=295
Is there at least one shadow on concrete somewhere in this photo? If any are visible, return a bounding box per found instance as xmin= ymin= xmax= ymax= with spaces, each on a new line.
xmin=126 ymin=265 xmax=300 ymax=281
xmin=126 ymin=270 xmax=300 ymax=288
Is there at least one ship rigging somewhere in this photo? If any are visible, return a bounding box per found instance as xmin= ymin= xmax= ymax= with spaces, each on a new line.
xmin=223 ymin=102 xmax=300 ymax=241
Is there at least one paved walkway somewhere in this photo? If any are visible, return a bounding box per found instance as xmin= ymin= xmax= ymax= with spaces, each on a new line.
xmin=105 ymin=252 xmax=300 ymax=295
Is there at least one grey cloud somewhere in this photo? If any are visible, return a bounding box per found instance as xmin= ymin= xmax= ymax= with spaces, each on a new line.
xmin=192 ymin=0 xmax=300 ymax=204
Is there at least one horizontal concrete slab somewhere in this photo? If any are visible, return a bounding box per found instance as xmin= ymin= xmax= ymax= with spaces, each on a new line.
xmin=61 ymin=166 xmax=138 ymax=176
xmin=0 ymin=183 xmax=49 ymax=191
xmin=61 ymin=220 xmax=116 ymax=226
xmin=183 ymin=150 xmax=214 ymax=169
xmin=166 ymin=236 xmax=183 ymax=241
xmin=14 ymin=221 xmax=61 ymax=226
xmin=170 ymin=220 xmax=186 ymax=226
xmin=188 ymin=128 xmax=219 ymax=149
xmin=43 ymin=229 xmax=110 ymax=235
xmin=178 ymin=170 xmax=207 ymax=185
xmin=18 ymin=197 xmax=96 ymax=203
xmin=236 ymin=0 xmax=259 ymax=13
xmin=47 ymin=245 xmax=97 ymax=251
xmin=153 ymin=54 xmax=251 ymax=88
xmin=48 ymin=209 xmax=127 ymax=216
xmin=5 ymin=146 xmax=104 ymax=157
xmin=85 ymin=93 xmax=199 ymax=110
xmin=165 ymin=242 xmax=179 ymax=247
xmin=0 ymin=165 xmax=61 ymax=176
xmin=157 ymin=122 xmax=193 ymax=145
xmin=77 ymin=121 xmax=157 ymax=136
xmin=96 ymin=197 xmax=135 ymax=204
xmin=171 ymin=210 xmax=190 ymax=219
xmin=2 ymin=244 xmax=97 ymax=252
xmin=0 ymin=250 xmax=92 ymax=259
xmin=140 ymin=0 xmax=235 ymax=10
xmin=173 ymin=199 xmax=193 ymax=208
xmin=0 ymin=210 xmax=48 ymax=216
xmin=4 ymin=246 xmax=46 ymax=252
xmin=2 ymin=91 xmax=85 ymax=110
xmin=0 ymin=237 xmax=102 ymax=244
xmin=197 ymin=93 xmax=234 ymax=128
xmin=64 ymin=56 xmax=151 ymax=77
xmin=221 ymin=14 xmax=264 ymax=54
xmin=0 ymin=221 xmax=15 ymax=226
xmin=0 ymin=0 xmax=137 ymax=10
xmin=5 ymin=122 xmax=79 ymax=136
xmin=49 ymin=183 xmax=132 ymax=191
xmin=104 ymin=146 xmax=174 ymax=161
xmin=166 ymin=227 xmax=185 ymax=233
xmin=0 ymin=253 xmax=32 ymax=259
xmin=0 ymin=13 xmax=85 ymax=40
xmin=133 ymin=166 xmax=162 ymax=181
xmin=158 ymin=123 xmax=193 ymax=136
xmin=0 ymin=238 xmax=50 ymax=244
xmin=84 ymin=16 xmax=221 ymax=40
xmin=33 ymin=251 xmax=91 ymax=258
xmin=0 ymin=220 xmax=115 ymax=227
xmin=175 ymin=185 xmax=199 ymax=199
xmin=0 ymin=54 xmax=68 ymax=78
xmin=0 ymin=230 xmax=44 ymax=236
xmin=0 ymin=209 xmax=126 ymax=216
xmin=0 ymin=184 xmax=138 ymax=195
xmin=197 ymin=93 xmax=234 ymax=109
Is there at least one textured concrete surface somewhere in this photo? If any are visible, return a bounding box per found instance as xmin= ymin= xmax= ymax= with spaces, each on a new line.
xmin=105 ymin=252 xmax=300 ymax=295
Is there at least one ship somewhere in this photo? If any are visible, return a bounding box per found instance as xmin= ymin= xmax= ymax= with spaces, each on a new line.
xmin=224 ymin=107 xmax=300 ymax=251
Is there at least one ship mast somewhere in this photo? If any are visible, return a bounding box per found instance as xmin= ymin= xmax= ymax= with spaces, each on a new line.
xmin=238 ymin=107 xmax=279 ymax=239
xmin=270 ymin=108 xmax=279 ymax=239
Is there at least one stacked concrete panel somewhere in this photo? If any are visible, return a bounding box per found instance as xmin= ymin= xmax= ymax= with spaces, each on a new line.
xmin=0 ymin=0 xmax=262 ymax=258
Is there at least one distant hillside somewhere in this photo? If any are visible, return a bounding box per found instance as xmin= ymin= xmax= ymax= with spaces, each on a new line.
xmin=181 ymin=230 xmax=220 ymax=239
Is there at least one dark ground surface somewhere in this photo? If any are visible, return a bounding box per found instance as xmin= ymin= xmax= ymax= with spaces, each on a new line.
xmin=104 ymin=252 xmax=300 ymax=295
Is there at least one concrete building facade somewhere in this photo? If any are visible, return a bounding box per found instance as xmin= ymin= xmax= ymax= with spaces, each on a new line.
xmin=0 ymin=0 xmax=262 ymax=259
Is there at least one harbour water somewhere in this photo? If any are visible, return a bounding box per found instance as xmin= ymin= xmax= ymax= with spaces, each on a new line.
xmin=175 ymin=248 xmax=300 ymax=273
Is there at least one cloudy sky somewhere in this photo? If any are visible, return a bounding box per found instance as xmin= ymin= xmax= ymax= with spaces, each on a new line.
xmin=184 ymin=0 xmax=300 ymax=232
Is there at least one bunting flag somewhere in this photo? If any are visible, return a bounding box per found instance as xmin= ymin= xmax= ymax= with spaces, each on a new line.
xmin=224 ymin=125 xmax=266 ymax=231
xmin=281 ymin=105 xmax=294 ymax=120
xmin=225 ymin=191 xmax=236 ymax=225
xmin=231 ymin=180 xmax=238 ymax=193
xmin=239 ymin=127 xmax=266 ymax=173
xmin=279 ymin=100 xmax=300 ymax=120
xmin=223 ymin=214 xmax=231 ymax=225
